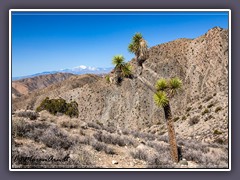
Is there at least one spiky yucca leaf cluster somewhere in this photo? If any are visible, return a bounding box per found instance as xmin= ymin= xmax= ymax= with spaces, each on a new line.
xmin=112 ymin=55 xmax=125 ymax=68
xmin=153 ymin=77 xmax=182 ymax=107
xmin=153 ymin=91 xmax=169 ymax=108
xmin=128 ymin=33 xmax=143 ymax=56
xmin=155 ymin=79 xmax=168 ymax=91
xmin=111 ymin=54 xmax=133 ymax=79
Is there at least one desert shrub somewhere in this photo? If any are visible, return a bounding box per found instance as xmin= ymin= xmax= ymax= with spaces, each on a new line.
xmin=61 ymin=120 xmax=79 ymax=129
xmin=157 ymin=135 xmax=169 ymax=143
xmin=16 ymin=111 xmax=39 ymax=120
xmin=182 ymin=115 xmax=187 ymax=120
xmin=130 ymin=148 xmax=149 ymax=161
xmin=87 ymin=122 xmax=102 ymax=130
xmin=147 ymin=154 xmax=174 ymax=168
xmin=102 ymin=125 xmax=116 ymax=133
xmin=130 ymin=146 xmax=174 ymax=168
xmin=215 ymin=106 xmax=222 ymax=113
xmin=131 ymin=131 xmax=157 ymax=141
xmin=214 ymin=138 xmax=225 ymax=144
xmin=122 ymin=128 xmax=131 ymax=135
xmin=202 ymin=108 xmax=210 ymax=115
xmin=12 ymin=118 xmax=34 ymax=138
xmin=207 ymin=103 xmax=214 ymax=108
xmin=186 ymin=107 xmax=192 ymax=112
xmin=188 ymin=116 xmax=200 ymax=126
xmin=105 ymin=75 xmax=110 ymax=83
xmin=146 ymin=141 xmax=169 ymax=153
xmin=12 ymin=143 xmax=95 ymax=168
xmin=179 ymin=139 xmax=209 ymax=153
xmin=78 ymin=136 xmax=92 ymax=145
xmin=204 ymin=96 xmax=213 ymax=102
xmin=91 ymin=140 xmax=116 ymax=155
xmin=39 ymin=125 xmax=73 ymax=150
xmin=205 ymin=114 xmax=214 ymax=121
xmin=93 ymin=131 xmax=136 ymax=147
xmin=213 ymin=129 xmax=223 ymax=135
xmin=173 ymin=116 xmax=180 ymax=122
xmin=36 ymin=97 xmax=79 ymax=118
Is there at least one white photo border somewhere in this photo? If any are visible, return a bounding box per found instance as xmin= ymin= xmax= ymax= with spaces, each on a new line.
xmin=9 ymin=9 xmax=231 ymax=171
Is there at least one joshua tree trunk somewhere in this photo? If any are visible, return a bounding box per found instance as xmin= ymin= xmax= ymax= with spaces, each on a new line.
xmin=163 ymin=103 xmax=179 ymax=163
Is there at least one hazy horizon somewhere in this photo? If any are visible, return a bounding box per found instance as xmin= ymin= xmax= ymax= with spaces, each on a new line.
xmin=11 ymin=11 xmax=228 ymax=77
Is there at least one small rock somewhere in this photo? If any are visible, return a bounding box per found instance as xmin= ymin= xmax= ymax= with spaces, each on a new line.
xmin=130 ymin=162 xmax=135 ymax=167
xmin=112 ymin=160 xmax=118 ymax=165
xmin=80 ymin=122 xmax=88 ymax=129
xmin=179 ymin=159 xmax=188 ymax=166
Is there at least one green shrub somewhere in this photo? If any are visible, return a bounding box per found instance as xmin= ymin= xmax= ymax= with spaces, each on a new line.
xmin=105 ymin=75 xmax=110 ymax=83
xmin=215 ymin=106 xmax=222 ymax=113
xmin=188 ymin=116 xmax=200 ymax=126
xmin=213 ymin=130 xmax=222 ymax=135
xmin=186 ymin=107 xmax=192 ymax=112
xmin=214 ymin=138 xmax=224 ymax=144
xmin=204 ymin=96 xmax=213 ymax=102
xmin=36 ymin=97 xmax=79 ymax=118
xmin=207 ymin=103 xmax=214 ymax=108
xmin=182 ymin=116 xmax=187 ymax=121
xmin=202 ymin=108 xmax=210 ymax=115
xmin=173 ymin=117 xmax=180 ymax=122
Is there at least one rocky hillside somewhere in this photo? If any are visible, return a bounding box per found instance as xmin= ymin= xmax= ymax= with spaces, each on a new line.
xmin=12 ymin=27 xmax=229 ymax=145
xmin=12 ymin=73 xmax=75 ymax=98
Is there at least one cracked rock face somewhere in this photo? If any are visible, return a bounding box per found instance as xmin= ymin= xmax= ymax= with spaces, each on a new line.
xmin=13 ymin=27 xmax=229 ymax=142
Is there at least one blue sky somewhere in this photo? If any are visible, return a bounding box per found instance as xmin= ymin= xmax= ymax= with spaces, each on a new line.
xmin=12 ymin=11 xmax=229 ymax=77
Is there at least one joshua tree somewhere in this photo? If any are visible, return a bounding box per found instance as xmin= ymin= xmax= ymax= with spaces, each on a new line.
xmin=112 ymin=55 xmax=132 ymax=84
xmin=121 ymin=63 xmax=132 ymax=78
xmin=128 ymin=32 xmax=149 ymax=66
xmin=112 ymin=55 xmax=125 ymax=84
xmin=153 ymin=77 xmax=182 ymax=163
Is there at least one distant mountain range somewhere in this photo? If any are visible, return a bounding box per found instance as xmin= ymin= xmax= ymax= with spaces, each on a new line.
xmin=12 ymin=65 xmax=113 ymax=81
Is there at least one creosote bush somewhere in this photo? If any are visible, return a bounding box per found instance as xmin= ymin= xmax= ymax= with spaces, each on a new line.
xmin=36 ymin=97 xmax=79 ymax=118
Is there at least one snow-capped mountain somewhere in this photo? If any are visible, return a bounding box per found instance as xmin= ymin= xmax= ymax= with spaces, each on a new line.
xmin=12 ymin=65 xmax=113 ymax=80
xmin=60 ymin=65 xmax=113 ymax=74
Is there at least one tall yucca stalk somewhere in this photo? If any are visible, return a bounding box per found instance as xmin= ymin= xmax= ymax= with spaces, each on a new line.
xmin=153 ymin=77 xmax=182 ymax=163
